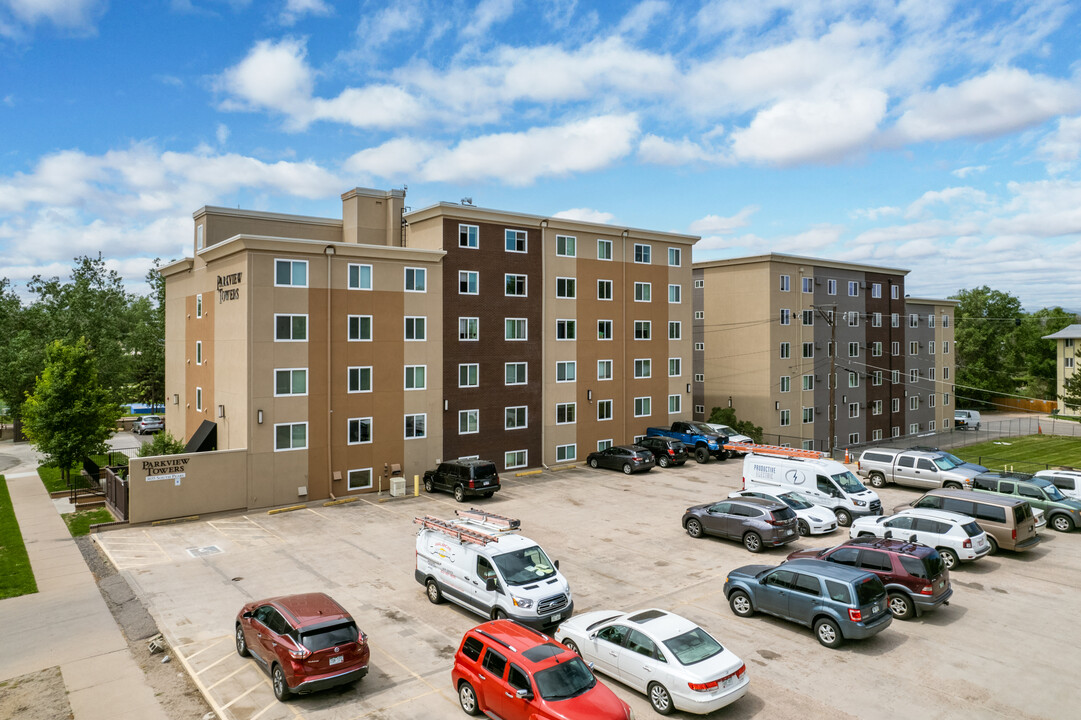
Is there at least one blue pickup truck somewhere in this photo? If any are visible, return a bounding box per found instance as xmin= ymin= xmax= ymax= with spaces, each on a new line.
xmin=646 ymin=421 xmax=730 ymax=463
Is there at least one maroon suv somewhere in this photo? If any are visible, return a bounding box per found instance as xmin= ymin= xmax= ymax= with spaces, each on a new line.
xmin=786 ymin=537 xmax=952 ymax=620
xmin=235 ymin=593 xmax=369 ymax=700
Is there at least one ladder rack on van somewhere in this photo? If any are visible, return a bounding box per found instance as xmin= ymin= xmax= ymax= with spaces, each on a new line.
xmin=414 ymin=515 xmax=500 ymax=546
xmin=455 ymin=508 xmax=521 ymax=531
xmin=731 ymin=443 xmax=824 ymax=460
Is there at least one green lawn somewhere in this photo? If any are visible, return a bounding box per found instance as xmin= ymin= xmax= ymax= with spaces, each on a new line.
xmin=37 ymin=453 xmax=126 ymax=493
xmin=954 ymin=434 xmax=1081 ymax=473
xmin=0 ymin=476 xmax=38 ymax=599
xmin=63 ymin=507 xmax=115 ymax=536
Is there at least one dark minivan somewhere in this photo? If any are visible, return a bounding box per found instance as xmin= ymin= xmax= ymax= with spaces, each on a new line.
xmin=424 ymin=459 xmax=500 ymax=502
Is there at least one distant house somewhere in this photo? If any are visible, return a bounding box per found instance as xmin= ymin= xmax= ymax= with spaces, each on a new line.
xmin=1042 ymin=324 xmax=1081 ymax=417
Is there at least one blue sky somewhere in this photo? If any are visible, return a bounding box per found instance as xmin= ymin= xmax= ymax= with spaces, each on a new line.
xmin=2 ymin=0 xmax=1080 ymax=308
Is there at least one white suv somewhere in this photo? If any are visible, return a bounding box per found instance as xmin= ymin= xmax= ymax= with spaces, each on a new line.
xmin=731 ymin=488 xmax=838 ymax=536
xmin=1035 ymin=469 xmax=1081 ymax=501
xmin=849 ymin=508 xmax=990 ymax=569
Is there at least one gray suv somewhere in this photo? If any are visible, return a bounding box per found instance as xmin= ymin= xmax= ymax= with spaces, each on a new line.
xmin=682 ymin=497 xmax=798 ymax=552
xmin=723 ymin=558 xmax=892 ymax=648
xmin=857 ymin=449 xmax=979 ymax=490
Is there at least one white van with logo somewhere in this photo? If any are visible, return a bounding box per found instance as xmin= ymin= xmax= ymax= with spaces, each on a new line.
xmin=741 ymin=453 xmax=882 ymax=527
xmin=415 ymin=509 xmax=573 ymax=630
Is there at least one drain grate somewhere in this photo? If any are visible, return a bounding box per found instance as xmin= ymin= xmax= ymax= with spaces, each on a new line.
xmin=186 ymin=545 xmax=223 ymax=558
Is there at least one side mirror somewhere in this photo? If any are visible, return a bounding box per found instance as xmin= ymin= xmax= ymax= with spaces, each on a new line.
xmin=909 ymin=535 xmax=917 ymax=543
xmin=485 ymin=578 xmax=497 ymax=592
xmin=554 ymin=559 xmax=560 ymax=570
xmin=242 ymin=611 xmax=253 ymax=619
xmin=588 ymin=631 xmax=597 ymax=640
xmin=515 ymin=688 xmax=534 ymax=701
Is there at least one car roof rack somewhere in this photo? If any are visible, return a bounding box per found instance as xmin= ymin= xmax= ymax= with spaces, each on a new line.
xmin=456 ymin=508 xmax=521 ymax=531
xmin=732 ymin=443 xmax=824 ymax=459
xmin=414 ymin=515 xmax=501 ymax=546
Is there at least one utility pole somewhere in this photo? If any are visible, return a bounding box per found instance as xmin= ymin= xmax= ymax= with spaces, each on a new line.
xmin=812 ymin=304 xmax=838 ymax=457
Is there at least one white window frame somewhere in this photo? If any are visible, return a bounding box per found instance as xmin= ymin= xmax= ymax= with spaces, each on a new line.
xmin=668 ymin=394 xmax=681 ymax=414
xmin=459 ymin=223 xmax=479 ymax=248
xmin=556 ymin=361 xmax=576 ymax=383
xmin=347 ymin=315 xmax=372 ymax=342
xmin=556 ymin=402 xmax=576 ymax=425
xmin=274 ymin=368 xmax=307 ymax=397
xmin=404 ymin=267 xmax=426 ymax=293
xmin=274 ymin=422 xmax=307 ymax=452
xmin=668 ymin=247 xmax=681 ymax=266
xmin=505 ymin=274 xmax=527 ymax=297
xmin=597 ymin=359 xmax=613 ymax=381
xmin=695 ymin=279 xmax=704 ymax=289
xmin=459 ymin=363 xmax=479 ymax=388
xmin=348 ymin=366 xmax=372 ymax=393
xmin=597 ymin=279 xmax=613 ymax=301
xmin=556 ymin=444 xmax=576 ymax=462
xmin=459 ymin=409 xmax=479 ymax=435
xmin=634 ymin=358 xmax=651 ymax=379
xmin=694 ymin=310 xmax=704 ymax=320
xmin=827 ymin=279 xmax=837 ymax=295
xmin=275 ymin=313 xmax=308 ymax=342
xmin=780 ymin=409 xmax=791 ymax=426
xmin=505 ymin=362 xmax=527 ymax=385
xmin=849 ymin=402 xmax=860 ymax=419
xmin=195 ymin=386 xmax=203 ymax=411
xmin=669 ymin=284 xmax=681 ymax=304
xmin=404 ymin=414 xmax=427 ymax=439
xmin=780 ymin=309 xmax=791 ymax=326
xmin=597 ymin=239 xmax=612 ymax=260
xmin=780 ymin=376 xmax=791 ymax=393
xmin=347 ymin=417 xmax=373 ymax=445
xmin=274 ymin=258 xmax=308 ymax=288
xmin=404 ymin=365 xmax=426 ymax=390
xmin=459 ymin=317 xmax=479 ymax=341
xmin=634 ymin=282 xmax=651 ymax=302
xmin=780 ymin=342 xmax=791 ymax=359
xmin=695 ymin=342 xmax=704 ymax=351
xmin=196 ymin=294 xmax=202 ymax=318
xmin=348 ymin=263 xmax=372 ymax=290
xmin=505 ymin=450 xmax=528 ymax=470
xmin=779 ymin=274 xmax=790 ymax=292
xmin=556 ymin=277 xmax=576 ymax=299
xmin=459 ymin=270 xmax=479 ymax=295
xmin=848 ymin=281 xmax=858 ymax=297
xmin=505 ymin=229 xmax=527 ymax=253
xmin=404 ymin=316 xmax=427 ymax=341
xmin=633 ymin=396 xmax=652 ymax=417
xmin=347 ymin=468 xmax=373 ymax=491
xmin=556 ymin=319 xmax=576 ymax=340
xmin=669 ymin=321 xmax=682 ymax=340
xmin=505 ymin=406 xmax=528 ymax=430
xmin=669 ymin=358 xmax=681 ymax=377
xmin=597 ymin=399 xmax=613 ymax=421
xmin=634 ymin=321 xmax=651 ymax=340
xmin=195 ymin=340 xmax=202 ymax=365
xmin=505 ymin=318 xmax=528 ymax=341
xmin=634 ymin=243 xmax=651 ymax=264
xmin=871 ymin=283 xmax=881 ymax=298
xmin=556 ymin=235 xmax=576 ymax=257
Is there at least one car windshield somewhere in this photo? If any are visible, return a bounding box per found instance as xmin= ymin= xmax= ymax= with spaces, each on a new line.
xmin=922 ymin=554 xmax=946 ymax=579
xmin=662 ymin=627 xmax=723 ymax=665
xmin=533 ymin=657 xmax=596 ymax=701
xmin=299 ymin=622 xmax=359 ymax=651
xmin=1042 ymin=485 xmax=1067 ymax=501
xmin=941 ymin=452 xmax=964 ymax=465
xmin=855 ymin=575 xmax=887 ymax=605
xmin=779 ymin=492 xmax=814 ymax=510
xmin=492 ymin=545 xmax=557 ymax=586
xmin=688 ymin=422 xmax=717 ymax=435
xmin=933 ymin=457 xmax=959 ymax=470
xmin=832 ymin=471 xmax=868 ymax=494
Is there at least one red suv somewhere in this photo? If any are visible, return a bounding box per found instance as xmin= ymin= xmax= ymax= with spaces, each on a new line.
xmin=786 ymin=537 xmax=952 ymax=620
xmin=453 ymin=620 xmax=634 ymax=720
xmin=235 ymin=593 xmax=369 ymax=700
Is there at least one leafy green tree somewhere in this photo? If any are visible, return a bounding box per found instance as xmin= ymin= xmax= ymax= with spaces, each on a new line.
xmin=0 ymin=281 xmax=48 ymax=438
xmin=952 ymin=286 xmax=1024 ymax=405
xmin=137 ymin=430 xmax=186 ymax=458
xmin=1063 ymin=370 xmax=1081 ymax=412
xmin=21 ymin=339 xmax=122 ymax=487
xmin=1013 ymin=307 xmax=1077 ymax=398
xmin=707 ymin=407 xmax=764 ymax=443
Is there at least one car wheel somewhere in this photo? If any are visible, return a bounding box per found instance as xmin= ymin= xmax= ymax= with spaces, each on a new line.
xmin=938 ymin=547 xmax=959 ymax=570
xmin=563 ymin=639 xmax=580 ymax=656
xmin=857 ymin=532 xmax=875 ymax=538
xmin=685 ymin=518 xmax=703 ymax=538
xmin=453 ymin=485 xmax=466 ymax=502
xmin=235 ymin=623 xmax=249 ymax=657
xmin=986 ymin=536 xmax=999 ymax=554
xmin=797 ymin=520 xmax=810 ymax=537
xmin=1051 ymin=515 xmax=1075 ymax=533
xmin=694 ymin=447 xmax=710 ymax=463
xmin=814 ymin=618 xmax=844 ymax=649
xmin=458 ymin=681 xmax=481 ymax=716
xmin=835 ymin=509 xmax=853 ymax=527
xmin=424 ymin=478 xmax=434 ymax=493
xmin=492 ymin=608 xmax=507 ymax=620
xmin=657 ymin=456 xmax=670 ymax=468
xmin=426 ymin=579 xmax=443 ymax=604
xmin=743 ymin=532 xmax=762 ymax=553
xmin=622 ymin=463 xmax=633 ymax=475
xmin=589 ymin=458 xmax=599 ymax=469
xmin=648 ymin=682 xmax=674 ymax=715
xmin=869 ymin=473 xmax=885 ymax=488
xmin=888 ymin=593 xmax=914 ymax=620
xmin=943 ymin=482 xmax=962 ymax=490
xmin=729 ymin=590 xmax=754 ymax=617
xmin=272 ymin=664 xmax=290 ymax=701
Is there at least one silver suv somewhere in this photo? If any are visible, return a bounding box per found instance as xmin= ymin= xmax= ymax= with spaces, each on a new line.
xmin=857 ymin=449 xmax=979 ymax=491
xmin=133 ymin=415 xmax=164 ymax=434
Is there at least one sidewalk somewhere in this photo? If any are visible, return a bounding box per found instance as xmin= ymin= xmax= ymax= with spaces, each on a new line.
xmin=0 ymin=440 xmax=170 ymax=720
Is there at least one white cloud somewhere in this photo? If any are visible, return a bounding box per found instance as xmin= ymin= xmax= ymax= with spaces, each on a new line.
xmin=278 ymin=0 xmax=331 ymax=26
xmin=0 ymin=0 xmax=105 ymax=35
xmin=462 ymin=0 xmax=514 ymax=38
xmin=617 ymin=0 xmax=668 ymax=36
xmin=344 ymin=137 xmax=441 ymax=179
xmin=905 ymin=186 xmax=989 ymax=219
xmin=850 ymin=205 xmax=901 ymax=221
xmin=638 ymin=134 xmax=727 ymax=165
xmin=353 ymin=1 xmax=423 ymax=51
xmin=216 ymin=123 xmax=230 ymax=145
xmin=689 ymin=206 xmax=759 ymax=235
xmin=892 ymin=67 xmax=1081 ymax=143
xmin=1037 ymin=116 xmax=1081 ymax=174
xmin=771 ymin=223 xmax=845 ymax=253
xmin=952 ymin=165 xmax=987 ymax=178
xmin=553 ymin=208 xmax=615 ymax=224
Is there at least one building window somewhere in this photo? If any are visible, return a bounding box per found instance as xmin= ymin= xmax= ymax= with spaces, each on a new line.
xmin=848 ymin=342 xmax=859 ymax=358
xmin=827 ymin=279 xmax=837 ymax=295
xmin=274 ymin=368 xmax=306 ymax=396
xmin=404 ymin=365 xmax=426 ymax=390
xmin=944 ymin=393 xmax=950 ymax=405
xmin=929 ymin=420 xmax=937 ymax=431
xmin=556 ymin=235 xmax=576 ymax=257
xmin=928 ymin=367 xmax=936 ymax=380
xmin=802 ymin=277 xmax=813 ymax=293
xmin=873 ymin=370 xmax=882 ymax=386
xmin=459 ymin=224 xmax=479 ymax=248
xmin=849 ymin=402 xmax=859 ymax=418
xmin=459 ymin=317 xmax=479 ymax=341
xmin=910 ymin=395 xmax=919 ymax=410
xmin=634 ymin=396 xmax=652 ymax=417
xmin=872 ymin=312 xmax=881 ymax=327
xmin=1066 ymin=357 xmax=1076 ymax=369
xmin=274 ymin=422 xmax=307 ymax=451
xmin=891 ymin=313 xmax=899 ymax=328
xmin=780 ymin=309 xmax=791 ymax=325
xmin=274 ymin=259 xmax=308 ymax=287
xmin=668 ymin=247 xmax=681 ymax=267
xmin=459 ymin=410 xmax=479 ymax=434
xmin=556 ymin=361 xmax=576 ymax=382
xmin=634 ymin=359 xmax=651 ymax=378
xmin=848 ymin=311 xmax=859 ymax=327
xmin=943 ymin=341 xmax=950 ymax=354
xmin=909 ymin=313 xmax=919 ymax=328
xmin=556 ymin=319 xmax=576 ymax=340
xmin=892 ymin=398 xmax=901 ymax=413
xmin=892 ymin=369 xmax=901 ymax=385
xmin=944 ymin=366 xmax=950 ymax=379
xmin=669 ymin=358 xmax=681 ymax=377
xmin=892 ymin=426 xmax=901 ymax=437
xmin=634 ymin=282 xmax=651 ymax=302
xmin=669 ymin=284 xmax=681 ymax=304
xmin=459 ymin=363 xmax=479 ymax=388
xmin=943 ymin=314 xmax=950 ymax=328
xmin=275 ymin=314 xmax=308 ymax=342
xmin=348 ymin=417 xmax=373 ymax=445
xmin=873 ymin=400 xmax=883 ymax=415
xmin=556 ymin=444 xmax=576 ymax=462
xmin=668 ymin=321 xmax=681 ymax=340
xmin=505 ymin=318 xmax=527 ymax=340
xmin=597 ymin=239 xmax=612 ymax=260
xmin=780 ymin=342 xmax=791 ymax=359
xmin=872 ymin=342 xmax=882 ymax=357
xmin=634 ymin=243 xmax=651 ymax=264
xmin=802 ymin=342 xmax=814 ymax=359
xmin=597 ymin=399 xmax=613 ymax=420
xmin=404 ymin=414 xmax=426 ymax=439
xmin=598 ymin=320 xmax=613 ymax=340
xmin=505 ymin=274 xmax=527 ymax=297
xmin=871 ymin=283 xmax=881 ymax=298
xmin=909 ymin=341 xmax=919 ymax=355
xmin=695 ymin=342 xmax=705 ymax=351
xmin=910 ymin=368 xmax=919 ymax=383
xmin=348 ymin=263 xmax=372 ymax=290
xmin=556 ymin=402 xmax=576 ymax=424
xmin=890 ymin=285 xmax=899 ymax=299
xmin=195 ymin=386 xmax=202 ymax=411
xmin=196 ymin=224 xmax=204 ymax=249
xmin=873 ymin=429 xmax=883 ymax=441
xmin=695 ymin=279 xmax=705 ymax=289
xmin=802 ymin=407 xmax=814 ymax=424
xmin=196 ymin=294 xmax=202 ymax=318
xmin=459 ymin=270 xmax=479 ymax=295
xmin=848 ymin=432 xmax=860 ymax=445
xmin=694 ymin=311 xmax=704 ymax=320
xmin=669 ymin=394 xmax=681 ymax=413
xmin=556 ymin=277 xmax=576 ymax=299
xmin=802 ymin=374 xmax=814 ymax=391
xmin=929 ymin=341 xmax=935 ymax=355
xmin=195 ymin=340 xmax=202 ymax=365
xmin=347 ymin=468 xmax=372 ymax=491
xmin=348 ymin=366 xmax=371 ymax=393
xmin=505 ymin=406 xmax=528 ymax=429
xmin=597 ymin=359 xmax=613 ymax=380
xmin=928 ymin=313 xmax=936 ymax=328
xmin=780 ymin=409 xmax=791 ymax=426
xmin=634 ymin=321 xmax=651 ymax=340
xmin=848 ymin=281 xmax=858 ymax=297
xmin=779 ymin=274 xmax=790 ymax=292
xmin=848 ymin=371 xmax=859 ymax=388
xmin=802 ymin=310 xmax=813 ymax=326
xmin=505 ymin=450 xmax=527 ymax=469
xmin=694 ymin=405 xmax=705 ymax=414
xmin=404 ymin=267 xmax=426 ymax=292
xmin=597 ymin=279 xmax=613 ymax=300
xmin=780 ymin=376 xmax=791 ymax=393
xmin=891 ymin=341 xmax=900 ymax=356
xmin=347 ymin=315 xmax=372 ymax=341
xmin=505 ymin=362 xmax=527 ymax=385
xmin=929 ymin=394 xmax=936 ymax=408
xmin=506 ymin=229 xmax=527 ymax=253
xmin=404 ymin=316 xmax=426 ymax=341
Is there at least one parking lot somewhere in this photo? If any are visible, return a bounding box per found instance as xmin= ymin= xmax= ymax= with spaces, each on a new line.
xmin=95 ymin=459 xmax=1081 ymax=720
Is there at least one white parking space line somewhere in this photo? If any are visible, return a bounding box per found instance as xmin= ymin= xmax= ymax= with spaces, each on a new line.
xmin=221 ymin=680 xmax=268 ymax=710
xmin=196 ymin=650 xmax=239 ymax=675
xmin=342 ymin=689 xmax=443 ymax=720
xmin=207 ymin=663 xmax=252 ymax=690
xmin=181 ymin=636 xmax=230 ymax=659
xmin=248 ymin=699 xmax=281 ymax=720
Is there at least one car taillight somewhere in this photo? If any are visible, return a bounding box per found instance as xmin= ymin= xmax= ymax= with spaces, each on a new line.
xmin=1012 ymin=528 xmax=1017 ymax=539
xmin=848 ymin=608 xmax=862 ymax=622
xmin=963 ymin=539 xmax=972 ymax=548
xmin=741 ymin=477 xmax=746 ymax=490
xmin=920 ymin=585 xmax=933 ymax=595
xmin=688 ymin=680 xmax=719 ymax=691
xmin=857 ymin=460 xmax=861 ymax=470
xmin=288 ymin=646 xmax=311 ymax=660
xmin=469 ymin=479 xmax=475 ymax=488
xmin=668 ymin=448 xmax=676 ymax=456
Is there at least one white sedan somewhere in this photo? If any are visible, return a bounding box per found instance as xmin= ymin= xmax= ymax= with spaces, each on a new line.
xmin=555 ymin=609 xmax=748 ymax=715
xmin=730 ymin=488 xmax=838 ymax=536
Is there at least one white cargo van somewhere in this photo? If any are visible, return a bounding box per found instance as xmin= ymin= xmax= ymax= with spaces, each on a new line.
xmin=742 ymin=452 xmax=882 ymax=527
xmin=415 ymin=508 xmax=573 ymax=630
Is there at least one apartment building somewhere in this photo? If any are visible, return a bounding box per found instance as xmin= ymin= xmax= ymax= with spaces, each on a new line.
xmin=1043 ymin=324 xmax=1081 ymax=417
xmin=158 ymin=188 xmax=697 ymax=513
xmin=692 ymin=254 xmax=955 ymax=451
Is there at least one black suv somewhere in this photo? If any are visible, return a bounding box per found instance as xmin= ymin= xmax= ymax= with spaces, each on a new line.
xmin=636 ymin=436 xmax=689 ymax=468
xmin=423 ymin=459 xmax=500 ymax=502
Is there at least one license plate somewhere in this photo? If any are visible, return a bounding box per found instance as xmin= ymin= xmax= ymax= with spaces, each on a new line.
xmin=329 ymin=656 xmax=343 ymax=666
xmin=785 ymin=529 xmax=794 ymax=536
xmin=872 ymin=605 xmax=879 ymax=614
xmin=551 ymin=613 xmax=561 ymax=623
xmin=938 ymin=581 xmax=945 ymax=589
